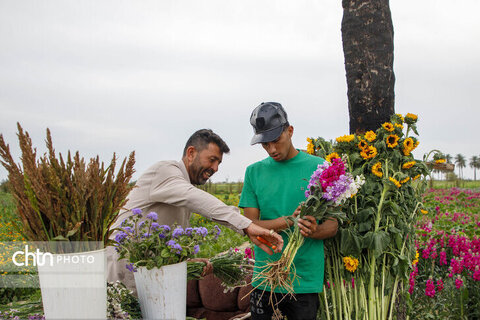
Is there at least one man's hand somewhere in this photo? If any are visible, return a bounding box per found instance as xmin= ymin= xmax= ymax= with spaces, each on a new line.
xmin=188 ymin=258 xmax=213 ymax=276
xmin=298 ymin=215 xmax=318 ymax=238
xmin=298 ymin=216 xmax=338 ymax=240
xmin=244 ymin=223 xmax=284 ymax=255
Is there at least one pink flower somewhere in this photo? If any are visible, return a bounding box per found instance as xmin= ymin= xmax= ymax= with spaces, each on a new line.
xmin=455 ymin=277 xmax=464 ymax=289
xmin=425 ymin=279 xmax=435 ymax=297
xmin=436 ymin=278 xmax=444 ymax=292
xmin=439 ymin=250 xmax=448 ymax=265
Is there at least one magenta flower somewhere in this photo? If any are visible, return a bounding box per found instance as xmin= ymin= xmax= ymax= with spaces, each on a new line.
xmin=425 ymin=279 xmax=435 ymax=297
xmin=455 ymin=277 xmax=464 ymax=289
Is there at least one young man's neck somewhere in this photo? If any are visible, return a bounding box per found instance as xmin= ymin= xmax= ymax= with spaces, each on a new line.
xmin=284 ymin=146 xmax=299 ymax=161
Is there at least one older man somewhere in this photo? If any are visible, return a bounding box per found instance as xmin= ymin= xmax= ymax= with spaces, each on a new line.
xmin=107 ymin=129 xmax=283 ymax=292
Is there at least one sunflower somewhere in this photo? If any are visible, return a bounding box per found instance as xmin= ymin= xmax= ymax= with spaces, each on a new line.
xmin=412 ymin=174 xmax=421 ymax=181
xmin=412 ymin=250 xmax=419 ymax=265
xmin=358 ymin=139 xmax=368 ymax=150
xmin=435 ymin=159 xmax=446 ymax=164
xmin=343 ymin=256 xmax=359 ymax=273
xmin=400 ymin=177 xmax=410 ymax=184
xmin=402 ymin=161 xmax=416 ymax=169
xmin=336 ymin=134 xmax=355 ymax=143
xmin=402 ymin=138 xmax=414 ymax=156
xmin=395 ymin=123 xmax=404 ymax=130
xmin=325 ymin=152 xmax=340 ymax=163
xmin=386 ymin=134 xmax=400 ymax=148
xmin=420 ymin=209 xmax=428 ymax=215
xmin=389 ymin=177 xmax=401 ymax=188
xmin=372 ymin=162 xmax=383 ymax=178
xmin=306 ymin=138 xmax=315 ymax=155
xmin=396 ymin=114 xmax=405 ymax=123
xmin=360 ymin=146 xmax=377 ymax=160
xmin=405 ymin=113 xmax=418 ymax=121
xmin=364 ymin=130 xmax=376 ymax=142
xmin=382 ymin=122 xmax=395 ymax=132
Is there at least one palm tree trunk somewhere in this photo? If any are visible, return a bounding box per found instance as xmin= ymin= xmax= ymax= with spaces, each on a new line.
xmin=342 ymin=0 xmax=395 ymax=134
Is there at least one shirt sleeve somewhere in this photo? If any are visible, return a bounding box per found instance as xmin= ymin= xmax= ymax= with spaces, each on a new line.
xmin=239 ymin=166 xmax=259 ymax=209
xmin=148 ymin=163 xmax=251 ymax=234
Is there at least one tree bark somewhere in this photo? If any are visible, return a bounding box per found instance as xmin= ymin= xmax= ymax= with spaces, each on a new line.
xmin=342 ymin=0 xmax=395 ymax=134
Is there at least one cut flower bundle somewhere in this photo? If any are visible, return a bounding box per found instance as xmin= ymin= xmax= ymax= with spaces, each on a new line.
xmin=254 ymin=157 xmax=364 ymax=302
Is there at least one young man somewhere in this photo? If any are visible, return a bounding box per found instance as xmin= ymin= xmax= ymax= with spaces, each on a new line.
xmin=107 ymin=129 xmax=283 ymax=293
xmin=239 ymin=103 xmax=338 ymax=320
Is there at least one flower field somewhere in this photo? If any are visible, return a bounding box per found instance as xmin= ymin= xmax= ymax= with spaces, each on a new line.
xmin=409 ymin=188 xmax=480 ymax=319
xmin=1 ymin=187 xmax=479 ymax=319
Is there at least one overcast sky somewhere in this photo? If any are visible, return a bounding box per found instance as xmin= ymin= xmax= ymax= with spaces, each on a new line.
xmin=1 ymin=0 xmax=479 ymax=183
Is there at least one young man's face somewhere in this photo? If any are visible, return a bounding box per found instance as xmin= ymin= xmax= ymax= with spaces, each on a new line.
xmin=187 ymin=142 xmax=223 ymax=185
xmin=261 ymin=126 xmax=294 ymax=161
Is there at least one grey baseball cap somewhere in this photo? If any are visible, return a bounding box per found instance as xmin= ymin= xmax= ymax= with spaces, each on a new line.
xmin=249 ymin=102 xmax=289 ymax=145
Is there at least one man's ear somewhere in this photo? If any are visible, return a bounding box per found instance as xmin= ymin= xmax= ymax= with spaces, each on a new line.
xmin=287 ymin=125 xmax=294 ymax=137
xmin=185 ymin=145 xmax=197 ymax=163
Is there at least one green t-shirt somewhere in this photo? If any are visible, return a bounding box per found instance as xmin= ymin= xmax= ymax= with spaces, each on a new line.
xmin=239 ymin=150 xmax=325 ymax=293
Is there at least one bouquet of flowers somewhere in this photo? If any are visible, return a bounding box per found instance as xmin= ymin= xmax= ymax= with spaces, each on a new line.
xmin=187 ymin=247 xmax=254 ymax=292
xmin=255 ymin=157 xmax=364 ymax=297
xmin=114 ymin=208 xmax=221 ymax=271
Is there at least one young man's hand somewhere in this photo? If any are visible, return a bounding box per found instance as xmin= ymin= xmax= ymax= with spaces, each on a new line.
xmin=244 ymin=223 xmax=284 ymax=255
xmin=298 ymin=216 xmax=338 ymax=240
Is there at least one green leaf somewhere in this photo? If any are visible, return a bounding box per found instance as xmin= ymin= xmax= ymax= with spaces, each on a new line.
xmin=155 ymin=256 xmax=164 ymax=267
xmin=358 ymin=221 xmax=372 ymax=233
xmin=356 ymin=208 xmax=373 ymax=223
xmin=373 ymin=231 xmax=390 ymax=257
xmin=161 ymin=248 xmax=171 ymax=258
xmin=340 ymin=229 xmax=361 ymax=256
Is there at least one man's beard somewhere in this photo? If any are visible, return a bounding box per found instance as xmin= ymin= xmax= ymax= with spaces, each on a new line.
xmin=189 ymin=156 xmax=214 ymax=185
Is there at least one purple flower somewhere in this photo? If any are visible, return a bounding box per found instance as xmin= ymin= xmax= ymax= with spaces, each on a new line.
xmin=142 ymin=232 xmax=151 ymax=238
xmin=214 ymin=225 xmax=221 ymax=240
xmin=114 ymin=231 xmax=128 ymax=243
xmin=193 ymin=245 xmax=200 ymax=254
xmin=195 ymin=227 xmax=208 ymax=237
xmin=161 ymin=225 xmax=171 ymax=232
xmin=166 ymin=239 xmax=182 ymax=254
xmin=172 ymin=227 xmax=184 ymax=238
xmin=126 ymin=263 xmax=137 ymax=272
xmin=166 ymin=239 xmax=176 ymax=247
xmin=138 ymin=221 xmax=146 ymax=229
xmin=146 ymin=212 xmax=158 ymax=221
xmin=185 ymin=227 xmax=193 ymax=235
xmin=132 ymin=208 xmax=142 ymax=216
xmin=158 ymin=233 xmax=166 ymax=239
xmin=173 ymin=243 xmax=183 ymax=254
xmin=151 ymin=222 xmax=160 ymax=231
xmin=122 ymin=226 xmax=134 ymax=234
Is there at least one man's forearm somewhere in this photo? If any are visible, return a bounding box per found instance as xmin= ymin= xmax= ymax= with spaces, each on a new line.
xmin=248 ymin=216 xmax=292 ymax=232
xmin=311 ymin=218 xmax=338 ymax=240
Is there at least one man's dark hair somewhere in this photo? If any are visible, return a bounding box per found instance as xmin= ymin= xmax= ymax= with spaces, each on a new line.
xmin=182 ymin=129 xmax=230 ymax=156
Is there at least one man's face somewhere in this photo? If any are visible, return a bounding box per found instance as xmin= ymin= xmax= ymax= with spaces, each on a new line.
xmin=261 ymin=126 xmax=294 ymax=161
xmin=187 ymin=142 xmax=223 ymax=185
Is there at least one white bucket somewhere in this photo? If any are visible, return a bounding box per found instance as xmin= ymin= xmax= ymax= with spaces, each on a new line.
xmin=37 ymin=248 xmax=106 ymax=320
xmin=134 ymin=261 xmax=187 ymax=320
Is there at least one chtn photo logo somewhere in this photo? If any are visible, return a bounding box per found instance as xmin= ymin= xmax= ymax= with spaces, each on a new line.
xmin=12 ymin=245 xmax=96 ymax=267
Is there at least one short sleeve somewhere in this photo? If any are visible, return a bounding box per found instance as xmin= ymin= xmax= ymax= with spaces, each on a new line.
xmin=239 ymin=166 xmax=259 ymax=209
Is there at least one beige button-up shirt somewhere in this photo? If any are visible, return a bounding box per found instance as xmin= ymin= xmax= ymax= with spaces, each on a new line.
xmin=107 ymin=160 xmax=251 ymax=291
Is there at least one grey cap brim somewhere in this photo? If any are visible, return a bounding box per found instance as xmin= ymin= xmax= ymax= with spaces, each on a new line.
xmin=250 ymin=126 xmax=284 ymax=145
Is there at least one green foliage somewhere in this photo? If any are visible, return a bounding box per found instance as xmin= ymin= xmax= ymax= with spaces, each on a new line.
xmin=310 ymin=113 xmax=440 ymax=319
